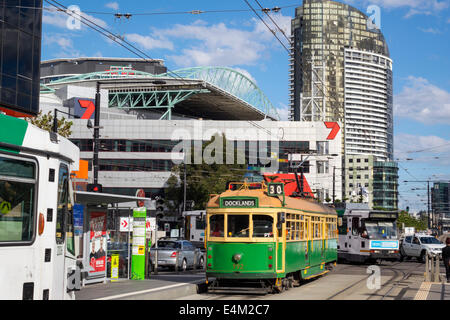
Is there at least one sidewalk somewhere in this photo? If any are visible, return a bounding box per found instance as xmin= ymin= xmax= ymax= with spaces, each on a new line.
xmin=76 ymin=274 xmax=208 ymax=300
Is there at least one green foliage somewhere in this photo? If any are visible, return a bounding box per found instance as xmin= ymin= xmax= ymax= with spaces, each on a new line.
xmin=397 ymin=210 xmax=428 ymax=231
xmin=27 ymin=110 xmax=73 ymax=138
xmin=165 ymin=134 xmax=247 ymax=212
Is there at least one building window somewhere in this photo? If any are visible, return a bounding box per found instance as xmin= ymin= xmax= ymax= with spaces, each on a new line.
xmin=316 ymin=141 xmax=329 ymax=155
xmin=317 ymin=161 xmax=329 ymax=174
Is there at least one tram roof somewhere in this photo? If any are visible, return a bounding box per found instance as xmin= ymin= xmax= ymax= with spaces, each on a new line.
xmin=207 ymin=189 xmax=336 ymax=215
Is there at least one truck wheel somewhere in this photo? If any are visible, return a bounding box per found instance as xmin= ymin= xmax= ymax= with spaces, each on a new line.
xmin=419 ymin=250 xmax=426 ymax=263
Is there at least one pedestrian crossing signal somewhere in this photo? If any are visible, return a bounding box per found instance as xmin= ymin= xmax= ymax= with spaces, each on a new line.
xmin=87 ymin=184 xmax=102 ymax=193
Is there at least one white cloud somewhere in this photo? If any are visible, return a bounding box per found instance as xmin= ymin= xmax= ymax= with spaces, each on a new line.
xmin=43 ymin=33 xmax=82 ymax=58
xmin=345 ymin=0 xmax=449 ymax=18
xmin=105 ymin=2 xmax=119 ymax=11
xmin=418 ymin=27 xmax=442 ymax=34
xmin=276 ymin=103 xmax=290 ymax=121
xmin=395 ymin=133 xmax=450 ymax=165
xmin=44 ymin=34 xmax=73 ymax=50
xmin=125 ymin=13 xmax=292 ymax=68
xmin=125 ymin=33 xmax=174 ymax=51
xmin=233 ymin=68 xmax=258 ymax=84
xmin=394 ymin=76 xmax=450 ymax=125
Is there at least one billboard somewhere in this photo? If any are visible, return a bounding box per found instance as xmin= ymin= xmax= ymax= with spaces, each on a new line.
xmin=88 ymin=211 xmax=107 ymax=275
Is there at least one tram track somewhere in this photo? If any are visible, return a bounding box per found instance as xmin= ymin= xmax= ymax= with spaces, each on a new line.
xmin=326 ymin=261 xmax=422 ymax=300
xmin=196 ymin=261 xmax=425 ymax=300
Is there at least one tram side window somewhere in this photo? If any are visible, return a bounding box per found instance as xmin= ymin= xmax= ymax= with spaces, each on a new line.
xmin=0 ymin=157 xmax=36 ymax=243
xmin=352 ymin=218 xmax=359 ymax=236
xmin=228 ymin=215 xmax=249 ymax=238
xmin=210 ymin=215 xmax=224 ymax=237
xmin=252 ymin=215 xmax=273 ymax=238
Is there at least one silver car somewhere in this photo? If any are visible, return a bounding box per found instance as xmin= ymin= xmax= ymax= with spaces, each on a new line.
xmin=149 ymin=238 xmax=204 ymax=272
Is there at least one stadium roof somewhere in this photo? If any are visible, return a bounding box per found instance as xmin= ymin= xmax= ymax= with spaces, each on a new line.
xmin=43 ymin=66 xmax=280 ymax=121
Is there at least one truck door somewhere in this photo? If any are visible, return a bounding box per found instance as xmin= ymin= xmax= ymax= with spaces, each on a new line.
xmin=411 ymin=237 xmax=421 ymax=257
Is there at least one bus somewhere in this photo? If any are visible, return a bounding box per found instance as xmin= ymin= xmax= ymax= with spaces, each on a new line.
xmin=182 ymin=210 xmax=206 ymax=250
xmin=337 ymin=203 xmax=400 ymax=263
xmin=205 ymin=181 xmax=338 ymax=293
xmin=0 ymin=113 xmax=80 ymax=300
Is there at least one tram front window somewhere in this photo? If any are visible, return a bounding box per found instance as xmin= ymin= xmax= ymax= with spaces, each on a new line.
xmin=227 ymin=215 xmax=249 ymax=238
xmin=252 ymin=215 xmax=274 ymax=238
xmin=210 ymin=214 xmax=224 ymax=237
xmin=365 ymin=221 xmax=397 ymax=240
xmin=0 ymin=157 xmax=36 ymax=243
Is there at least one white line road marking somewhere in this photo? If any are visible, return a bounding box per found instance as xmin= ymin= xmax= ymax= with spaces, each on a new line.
xmin=95 ymin=280 xmax=202 ymax=300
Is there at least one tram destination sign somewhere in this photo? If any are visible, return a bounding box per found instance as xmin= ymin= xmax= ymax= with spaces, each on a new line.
xmin=220 ymin=197 xmax=258 ymax=208
xmin=369 ymin=212 xmax=398 ymax=219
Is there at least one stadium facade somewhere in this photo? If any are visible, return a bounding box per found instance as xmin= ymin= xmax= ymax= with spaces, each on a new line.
xmin=39 ymin=58 xmax=343 ymax=215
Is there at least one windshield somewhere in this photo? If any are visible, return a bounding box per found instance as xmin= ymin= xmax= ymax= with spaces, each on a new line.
xmin=157 ymin=241 xmax=181 ymax=249
xmin=420 ymin=237 xmax=441 ymax=244
xmin=252 ymin=215 xmax=274 ymax=238
xmin=365 ymin=221 xmax=397 ymax=240
xmin=209 ymin=214 xmax=224 ymax=237
xmin=227 ymin=215 xmax=249 ymax=238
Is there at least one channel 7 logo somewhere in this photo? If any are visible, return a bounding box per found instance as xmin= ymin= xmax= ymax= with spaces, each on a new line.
xmin=73 ymin=98 xmax=96 ymax=120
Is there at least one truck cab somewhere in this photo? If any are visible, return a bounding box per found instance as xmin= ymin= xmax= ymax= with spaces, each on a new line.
xmin=400 ymin=234 xmax=445 ymax=262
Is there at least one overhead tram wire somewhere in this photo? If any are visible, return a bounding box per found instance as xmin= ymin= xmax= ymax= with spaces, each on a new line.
xmin=44 ymin=0 xmax=191 ymax=86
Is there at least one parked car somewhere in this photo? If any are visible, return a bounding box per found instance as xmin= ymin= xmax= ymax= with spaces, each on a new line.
xmin=400 ymin=234 xmax=445 ymax=262
xmin=149 ymin=238 xmax=204 ymax=272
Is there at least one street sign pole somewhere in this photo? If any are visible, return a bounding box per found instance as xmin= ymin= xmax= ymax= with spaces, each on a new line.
xmin=131 ymin=207 xmax=147 ymax=280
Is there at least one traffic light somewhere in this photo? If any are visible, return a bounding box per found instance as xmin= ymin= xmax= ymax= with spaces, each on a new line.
xmin=87 ymin=183 xmax=103 ymax=193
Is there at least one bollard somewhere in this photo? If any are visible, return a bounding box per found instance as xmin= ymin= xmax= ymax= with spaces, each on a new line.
xmin=425 ymin=254 xmax=430 ymax=282
xmin=154 ymin=249 xmax=158 ymax=275
xmin=193 ymin=250 xmax=198 ymax=272
xmin=434 ymin=255 xmax=440 ymax=283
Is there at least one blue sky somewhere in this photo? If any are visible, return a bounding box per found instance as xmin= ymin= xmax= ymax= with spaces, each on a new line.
xmin=41 ymin=0 xmax=450 ymax=213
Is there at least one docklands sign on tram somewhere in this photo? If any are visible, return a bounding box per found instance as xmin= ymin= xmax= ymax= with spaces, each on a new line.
xmin=220 ymin=197 xmax=258 ymax=208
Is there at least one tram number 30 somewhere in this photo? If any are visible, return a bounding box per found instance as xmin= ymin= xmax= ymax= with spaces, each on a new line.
xmin=268 ymin=183 xmax=284 ymax=196
xmin=233 ymin=263 xmax=244 ymax=270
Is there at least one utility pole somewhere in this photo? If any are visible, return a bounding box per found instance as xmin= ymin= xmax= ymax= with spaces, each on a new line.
xmin=93 ymin=82 xmax=101 ymax=185
xmin=332 ymin=166 xmax=336 ymax=204
xmin=404 ymin=180 xmax=433 ymax=231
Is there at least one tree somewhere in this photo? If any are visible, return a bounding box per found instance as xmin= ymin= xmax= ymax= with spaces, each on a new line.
xmin=27 ymin=110 xmax=73 ymax=138
xmin=397 ymin=210 xmax=427 ymax=231
xmin=165 ymin=133 xmax=247 ymax=213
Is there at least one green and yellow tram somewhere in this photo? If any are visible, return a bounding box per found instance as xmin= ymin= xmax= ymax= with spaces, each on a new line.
xmin=205 ymin=181 xmax=338 ymax=293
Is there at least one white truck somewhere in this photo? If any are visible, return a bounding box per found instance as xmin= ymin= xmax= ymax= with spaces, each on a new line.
xmin=400 ymin=233 xmax=445 ymax=262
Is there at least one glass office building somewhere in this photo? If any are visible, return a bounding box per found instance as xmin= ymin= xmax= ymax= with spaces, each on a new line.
xmin=290 ymin=0 xmax=390 ymax=123
xmin=0 ymin=0 xmax=43 ymax=117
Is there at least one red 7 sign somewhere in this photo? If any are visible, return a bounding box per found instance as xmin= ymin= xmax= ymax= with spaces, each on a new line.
xmin=324 ymin=122 xmax=340 ymax=140
xmin=78 ymin=99 xmax=96 ymax=119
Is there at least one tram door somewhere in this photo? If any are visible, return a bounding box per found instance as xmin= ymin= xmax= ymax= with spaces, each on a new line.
xmin=276 ymin=212 xmax=285 ymax=273
xmin=53 ymin=164 xmax=77 ymax=299
xmin=305 ymin=216 xmax=311 ymax=268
